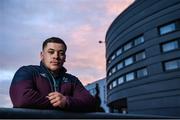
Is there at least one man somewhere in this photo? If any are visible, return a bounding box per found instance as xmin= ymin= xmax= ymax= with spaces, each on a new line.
xmin=10 ymin=37 xmax=96 ymax=112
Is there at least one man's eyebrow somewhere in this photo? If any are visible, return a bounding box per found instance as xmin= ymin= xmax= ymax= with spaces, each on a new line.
xmin=47 ymin=48 xmax=65 ymax=52
xmin=47 ymin=48 xmax=55 ymax=51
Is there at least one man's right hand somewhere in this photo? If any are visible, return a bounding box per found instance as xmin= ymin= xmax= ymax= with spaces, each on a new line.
xmin=47 ymin=92 xmax=67 ymax=108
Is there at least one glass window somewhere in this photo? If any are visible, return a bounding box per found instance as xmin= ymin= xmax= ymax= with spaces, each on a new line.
xmin=108 ymin=71 xmax=112 ymax=76
xmin=162 ymin=41 xmax=178 ymax=52
xmin=116 ymin=48 xmax=122 ymax=56
xmin=134 ymin=36 xmax=144 ymax=46
xmin=126 ymin=72 xmax=135 ymax=81
xmin=159 ymin=23 xmax=176 ymax=35
xmin=112 ymin=80 xmax=117 ymax=88
xmin=117 ymin=62 xmax=123 ymax=70
xmin=136 ymin=51 xmax=146 ymax=61
xmin=125 ymin=57 xmax=133 ymax=66
xmin=111 ymin=54 xmax=116 ymax=60
xmin=124 ymin=42 xmax=133 ymax=51
xmin=164 ymin=59 xmax=179 ymax=70
xmin=112 ymin=67 xmax=116 ymax=73
xmin=109 ymin=84 xmax=112 ymax=90
xmin=137 ymin=68 xmax=148 ymax=78
xmin=118 ymin=77 xmax=124 ymax=85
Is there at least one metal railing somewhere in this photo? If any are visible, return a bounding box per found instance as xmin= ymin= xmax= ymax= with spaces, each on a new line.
xmin=0 ymin=108 xmax=178 ymax=119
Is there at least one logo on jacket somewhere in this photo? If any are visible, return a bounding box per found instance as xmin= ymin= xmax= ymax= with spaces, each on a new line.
xmin=63 ymin=77 xmax=69 ymax=83
xmin=40 ymin=73 xmax=47 ymax=78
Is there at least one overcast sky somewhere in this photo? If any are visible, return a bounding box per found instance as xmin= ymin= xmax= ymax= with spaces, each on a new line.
xmin=0 ymin=0 xmax=134 ymax=107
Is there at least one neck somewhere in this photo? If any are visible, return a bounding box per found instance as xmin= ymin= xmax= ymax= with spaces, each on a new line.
xmin=41 ymin=61 xmax=65 ymax=77
xmin=50 ymin=70 xmax=60 ymax=78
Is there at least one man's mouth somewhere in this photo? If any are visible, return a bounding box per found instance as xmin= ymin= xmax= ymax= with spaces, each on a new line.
xmin=50 ymin=61 xmax=60 ymax=65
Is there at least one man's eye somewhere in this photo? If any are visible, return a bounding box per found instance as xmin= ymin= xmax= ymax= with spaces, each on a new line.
xmin=48 ymin=51 xmax=54 ymax=54
xmin=59 ymin=52 xmax=65 ymax=56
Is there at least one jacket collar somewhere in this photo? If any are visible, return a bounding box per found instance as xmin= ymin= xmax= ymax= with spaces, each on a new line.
xmin=40 ymin=61 xmax=67 ymax=77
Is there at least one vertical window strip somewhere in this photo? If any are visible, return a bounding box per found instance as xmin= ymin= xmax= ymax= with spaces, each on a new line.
xmin=107 ymin=35 xmax=144 ymax=65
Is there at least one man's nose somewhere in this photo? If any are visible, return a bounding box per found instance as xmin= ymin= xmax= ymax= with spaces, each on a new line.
xmin=53 ymin=52 xmax=59 ymax=59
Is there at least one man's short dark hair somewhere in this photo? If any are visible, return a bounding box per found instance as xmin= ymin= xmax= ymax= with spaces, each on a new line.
xmin=42 ymin=37 xmax=67 ymax=51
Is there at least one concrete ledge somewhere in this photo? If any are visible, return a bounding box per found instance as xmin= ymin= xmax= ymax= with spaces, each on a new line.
xmin=0 ymin=108 xmax=178 ymax=119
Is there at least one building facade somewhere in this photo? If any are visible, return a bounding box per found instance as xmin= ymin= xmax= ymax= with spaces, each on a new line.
xmin=106 ymin=0 xmax=180 ymax=117
xmin=85 ymin=78 xmax=109 ymax=112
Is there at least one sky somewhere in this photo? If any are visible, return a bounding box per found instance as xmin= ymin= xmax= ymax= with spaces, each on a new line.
xmin=0 ymin=0 xmax=134 ymax=108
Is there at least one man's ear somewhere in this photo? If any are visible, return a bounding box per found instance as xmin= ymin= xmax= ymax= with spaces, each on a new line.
xmin=40 ymin=51 xmax=43 ymax=60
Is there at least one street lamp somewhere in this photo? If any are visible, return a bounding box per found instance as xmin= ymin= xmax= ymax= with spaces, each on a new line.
xmin=98 ymin=41 xmax=105 ymax=44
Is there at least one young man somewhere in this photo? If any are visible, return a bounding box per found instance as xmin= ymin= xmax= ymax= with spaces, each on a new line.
xmin=10 ymin=37 xmax=96 ymax=112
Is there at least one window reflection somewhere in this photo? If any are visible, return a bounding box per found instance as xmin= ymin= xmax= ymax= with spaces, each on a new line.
xmin=117 ymin=62 xmax=123 ymax=70
xmin=126 ymin=72 xmax=135 ymax=81
xmin=125 ymin=57 xmax=133 ymax=66
xmin=164 ymin=59 xmax=180 ymax=70
xmin=118 ymin=77 xmax=124 ymax=84
xmin=124 ymin=42 xmax=133 ymax=51
xmin=135 ymin=36 xmax=144 ymax=46
xmin=162 ymin=41 xmax=178 ymax=52
xmin=136 ymin=51 xmax=146 ymax=61
xmin=159 ymin=23 xmax=176 ymax=35
xmin=137 ymin=68 xmax=148 ymax=78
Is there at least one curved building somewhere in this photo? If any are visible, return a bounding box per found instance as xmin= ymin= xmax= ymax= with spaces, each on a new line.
xmin=106 ymin=0 xmax=180 ymax=117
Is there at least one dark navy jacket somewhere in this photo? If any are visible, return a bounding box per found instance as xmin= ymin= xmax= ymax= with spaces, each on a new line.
xmin=9 ymin=62 xmax=96 ymax=112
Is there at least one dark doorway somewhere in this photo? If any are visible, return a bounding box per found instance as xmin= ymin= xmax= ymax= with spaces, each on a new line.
xmin=109 ymin=98 xmax=127 ymax=114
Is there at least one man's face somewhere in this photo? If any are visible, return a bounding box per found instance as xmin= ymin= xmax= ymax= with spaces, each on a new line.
xmin=40 ymin=42 xmax=66 ymax=72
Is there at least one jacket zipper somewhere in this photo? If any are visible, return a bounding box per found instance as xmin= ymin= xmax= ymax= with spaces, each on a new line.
xmin=41 ymin=63 xmax=57 ymax=92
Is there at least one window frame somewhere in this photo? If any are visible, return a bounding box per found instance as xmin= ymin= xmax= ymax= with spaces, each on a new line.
xmin=134 ymin=36 xmax=144 ymax=46
xmin=137 ymin=68 xmax=148 ymax=78
xmin=118 ymin=76 xmax=124 ymax=85
xmin=124 ymin=41 xmax=133 ymax=51
xmin=159 ymin=22 xmax=176 ymax=35
xmin=124 ymin=56 xmax=134 ymax=66
xmin=126 ymin=72 xmax=135 ymax=82
xmin=135 ymin=51 xmax=146 ymax=61
xmin=164 ymin=59 xmax=180 ymax=71
xmin=161 ymin=40 xmax=179 ymax=53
